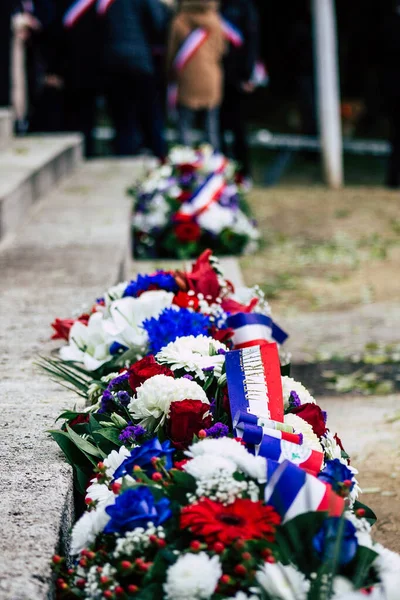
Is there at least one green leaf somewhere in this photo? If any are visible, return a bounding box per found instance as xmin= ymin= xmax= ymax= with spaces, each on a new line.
xmin=48 ymin=429 xmax=95 ymax=469
xmin=66 ymin=424 xmax=106 ymax=460
xmin=93 ymin=428 xmax=122 ymax=446
xmin=353 ymin=501 xmax=377 ymax=525
xmin=350 ymin=546 xmax=378 ymax=588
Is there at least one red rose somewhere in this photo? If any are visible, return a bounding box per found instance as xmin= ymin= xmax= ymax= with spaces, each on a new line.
xmin=51 ymin=314 xmax=90 ymax=341
xmin=173 ymin=291 xmax=200 ymax=311
xmin=69 ymin=414 xmax=90 ymax=428
xmin=290 ymin=403 xmax=327 ymax=438
xmin=168 ymin=400 xmax=212 ymax=450
xmin=128 ymin=355 xmax=174 ymax=393
xmin=174 ymin=218 xmax=201 ymax=243
xmin=177 ymin=163 xmax=197 ymax=175
xmin=178 ymin=190 xmax=193 ymax=203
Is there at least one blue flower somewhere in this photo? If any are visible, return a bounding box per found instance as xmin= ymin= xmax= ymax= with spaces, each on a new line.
xmin=113 ymin=437 xmax=175 ymax=480
xmin=313 ymin=517 xmax=358 ymax=566
xmin=318 ymin=459 xmax=355 ymax=493
xmin=104 ymin=487 xmax=171 ymax=534
xmin=109 ymin=341 xmax=129 ymax=355
xmin=123 ymin=272 xmax=178 ymax=298
xmin=142 ymin=307 xmax=212 ymax=354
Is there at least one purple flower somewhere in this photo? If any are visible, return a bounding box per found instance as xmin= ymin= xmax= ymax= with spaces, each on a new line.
xmin=205 ymin=422 xmax=229 ymax=438
xmin=119 ymin=425 xmax=146 ymax=443
xmin=108 ymin=372 xmax=130 ymax=389
xmin=183 ymin=374 xmax=194 ymax=380
xmin=289 ymin=390 xmax=301 ymax=408
xmin=98 ymin=390 xmax=115 ymax=414
xmin=117 ymin=390 xmax=131 ymax=406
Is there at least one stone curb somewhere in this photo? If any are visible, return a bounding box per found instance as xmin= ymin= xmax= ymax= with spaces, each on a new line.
xmin=0 ymin=109 xmax=13 ymax=152
xmin=0 ymin=158 xmax=148 ymax=600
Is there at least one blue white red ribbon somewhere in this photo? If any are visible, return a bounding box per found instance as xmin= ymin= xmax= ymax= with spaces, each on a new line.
xmin=63 ymin=0 xmax=115 ymax=27
xmin=221 ymin=18 xmax=244 ymax=48
xmin=226 ymin=312 xmax=288 ymax=348
xmin=173 ymin=28 xmax=210 ymax=72
xmin=176 ymin=172 xmax=226 ymax=219
xmin=265 ymin=459 xmax=344 ymax=522
xmin=225 ymin=343 xmax=284 ymax=423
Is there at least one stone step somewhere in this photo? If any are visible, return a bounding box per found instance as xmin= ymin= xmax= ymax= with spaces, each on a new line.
xmin=0 ymin=157 xmax=149 ymax=600
xmin=0 ymin=108 xmax=13 ymax=151
xmin=0 ymin=133 xmax=82 ymax=243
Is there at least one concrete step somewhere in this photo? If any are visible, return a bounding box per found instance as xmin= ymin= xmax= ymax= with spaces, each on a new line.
xmin=0 ymin=108 xmax=13 ymax=151
xmin=0 ymin=133 xmax=82 ymax=243
xmin=0 ymin=157 xmax=149 ymax=600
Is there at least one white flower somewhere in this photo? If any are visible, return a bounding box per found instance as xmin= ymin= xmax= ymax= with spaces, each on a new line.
xmin=282 ymin=376 xmax=316 ymax=408
xmin=344 ymin=511 xmax=372 ymax=548
xmin=103 ymin=445 xmax=131 ymax=478
xmin=256 ymin=562 xmax=309 ymax=600
xmin=232 ymin=210 xmax=260 ymax=240
xmin=187 ymin=437 xmax=267 ymax=483
xmin=321 ymin=430 xmax=343 ymax=460
xmin=197 ymin=203 xmax=235 ymax=234
xmin=169 ymin=146 xmax=199 ymax=165
xmin=85 ymin=446 xmax=131 ymax=507
xmin=103 ymin=281 xmax=129 ymax=307
xmin=60 ymin=312 xmax=112 ymax=371
xmin=373 ymin=544 xmax=400 ymax=600
xmin=129 ymin=374 xmax=208 ymax=431
xmin=133 ymin=194 xmax=170 ymax=233
xmin=184 ymin=454 xmax=236 ymax=480
xmin=164 ymin=552 xmax=222 ymax=600
xmin=156 ymin=335 xmax=227 ymax=380
xmin=284 ymin=413 xmax=323 ymax=453
xmin=103 ymin=290 xmax=174 ymax=349
xmin=230 ymin=593 xmax=260 ymax=600
xmin=331 ymin=576 xmax=356 ymax=598
xmin=70 ymin=506 xmax=111 ymax=555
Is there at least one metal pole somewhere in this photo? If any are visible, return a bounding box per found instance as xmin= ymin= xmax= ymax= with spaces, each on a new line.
xmin=312 ymin=0 xmax=343 ymax=188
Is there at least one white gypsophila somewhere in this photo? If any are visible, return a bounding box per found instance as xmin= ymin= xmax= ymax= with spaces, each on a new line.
xmin=183 ymin=454 xmax=259 ymax=504
xmin=164 ymin=552 xmax=222 ymax=600
xmin=102 ymin=290 xmax=174 ymax=349
xmin=344 ymin=511 xmax=373 ymax=549
xmin=282 ymin=376 xmax=316 ymax=408
xmin=187 ymin=437 xmax=267 ymax=483
xmin=84 ymin=563 xmax=117 ymax=600
xmin=372 ymin=543 xmax=400 ymax=600
xmin=60 ymin=312 xmax=112 ymax=371
xmin=129 ymin=374 xmax=209 ymax=431
xmin=197 ymin=203 xmax=235 ymax=235
xmin=70 ymin=506 xmax=112 ymax=555
xmin=321 ymin=430 xmax=343 ymax=460
xmin=156 ymin=335 xmax=228 ymax=380
xmin=284 ymin=413 xmax=323 ymax=453
xmin=256 ymin=562 xmax=309 ymax=600
xmin=113 ymin=525 xmax=165 ymax=558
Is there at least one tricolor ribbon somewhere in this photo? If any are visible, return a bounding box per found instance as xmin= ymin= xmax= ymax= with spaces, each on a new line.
xmin=173 ymin=28 xmax=210 ymax=72
xmin=221 ymin=17 xmax=244 ymax=47
xmin=176 ymin=172 xmax=226 ymax=219
xmin=265 ymin=459 xmax=344 ymax=523
xmin=63 ymin=0 xmax=115 ymax=27
xmin=226 ymin=312 xmax=289 ymax=348
xmin=225 ymin=343 xmax=284 ymax=423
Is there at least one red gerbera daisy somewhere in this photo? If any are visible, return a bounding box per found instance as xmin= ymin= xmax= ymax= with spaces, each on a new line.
xmin=180 ymin=497 xmax=281 ymax=545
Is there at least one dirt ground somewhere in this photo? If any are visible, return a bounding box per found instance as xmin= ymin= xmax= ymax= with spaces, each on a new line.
xmin=241 ymin=186 xmax=400 ymax=315
xmin=241 ymin=185 xmax=400 ymax=552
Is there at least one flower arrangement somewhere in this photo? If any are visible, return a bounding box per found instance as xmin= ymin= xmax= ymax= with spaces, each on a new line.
xmin=46 ymin=251 xmax=400 ymax=600
xmin=129 ymin=146 xmax=260 ymax=260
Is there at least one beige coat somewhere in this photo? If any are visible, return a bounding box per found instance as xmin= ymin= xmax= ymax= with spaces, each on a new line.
xmin=167 ymin=2 xmax=226 ymax=109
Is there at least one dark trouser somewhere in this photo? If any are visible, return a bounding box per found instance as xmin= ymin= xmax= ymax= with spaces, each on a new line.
xmin=220 ymin=84 xmax=250 ymax=176
xmin=295 ymin=74 xmax=317 ymax=136
xmin=106 ymin=70 xmax=166 ymax=159
xmin=177 ymin=105 xmax=221 ymax=151
xmin=64 ymin=87 xmax=98 ymax=158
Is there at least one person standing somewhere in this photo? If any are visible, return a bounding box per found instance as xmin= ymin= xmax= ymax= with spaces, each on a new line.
xmin=219 ymin=0 xmax=259 ymax=181
xmin=167 ymin=0 xmax=225 ymax=150
xmin=102 ymin=0 xmax=170 ymax=158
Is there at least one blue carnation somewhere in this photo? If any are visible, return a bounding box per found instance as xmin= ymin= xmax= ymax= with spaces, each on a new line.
xmin=104 ymin=487 xmax=171 ymax=534
xmin=318 ymin=459 xmax=355 ymax=493
xmin=113 ymin=437 xmax=175 ymax=480
xmin=123 ymin=272 xmax=178 ymax=298
xmin=142 ymin=307 xmax=212 ymax=354
xmin=313 ymin=517 xmax=358 ymax=565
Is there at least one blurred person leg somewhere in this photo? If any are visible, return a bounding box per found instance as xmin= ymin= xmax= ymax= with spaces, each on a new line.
xmin=177 ymin=105 xmax=195 ymax=147
xmin=64 ymin=87 xmax=97 ymax=158
xmin=137 ymin=71 xmax=166 ymax=159
xmin=220 ymin=84 xmax=250 ymax=177
xmin=107 ymin=74 xmax=142 ymax=156
xmin=204 ymin=107 xmax=221 ymax=151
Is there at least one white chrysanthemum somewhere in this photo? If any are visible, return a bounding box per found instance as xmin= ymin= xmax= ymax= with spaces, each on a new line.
xmin=70 ymin=506 xmax=112 ymax=555
xmin=85 ymin=482 xmax=115 ymax=508
xmin=256 ymin=562 xmax=309 ymax=600
xmin=60 ymin=312 xmax=112 ymax=371
xmin=156 ymin=335 xmax=227 ymax=380
xmin=103 ymin=445 xmax=131 ymax=477
xmin=282 ymin=376 xmax=316 ymax=408
xmin=184 ymin=454 xmax=236 ymax=480
xmin=129 ymin=374 xmax=208 ymax=431
xmin=373 ymin=543 xmax=400 ymax=599
xmin=103 ymin=290 xmax=174 ymax=349
xmin=284 ymin=413 xmax=323 ymax=453
xmin=164 ymin=552 xmax=222 ymax=600
xmin=187 ymin=437 xmax=267 ymax=483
